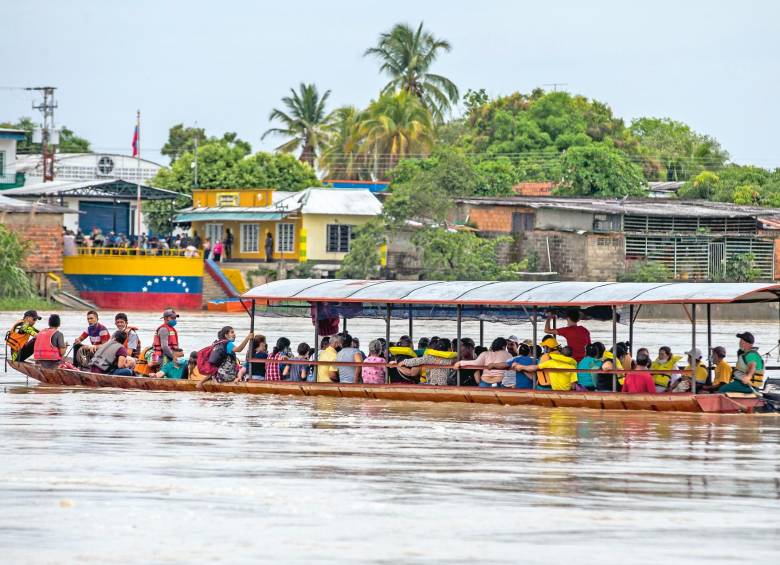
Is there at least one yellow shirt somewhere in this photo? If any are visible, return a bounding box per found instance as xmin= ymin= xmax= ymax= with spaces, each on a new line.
xmin=713 ymin=359 xmax=732 ymax=386
xmin=683 ymin=361 xmax=708 ymax=384
xmin=538 ymin=352 xmax=578 ymax=391
xmin=316 ymin=347 xmax=338 ymax=382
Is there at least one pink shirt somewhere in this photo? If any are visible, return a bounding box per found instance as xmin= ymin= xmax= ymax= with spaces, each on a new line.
xmin=623 ymin=371 xmax=657 ymax=394
xmin=463 ymin=349 xmax=512 ymax=384
xmin=361 ymin=355 xmax=386 ymax=384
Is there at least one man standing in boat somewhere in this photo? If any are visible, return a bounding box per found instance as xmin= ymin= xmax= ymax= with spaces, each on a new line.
xmin=544 ymin=309 xmax=591 ymax=361
xmin=153 ymin=309 xmax=180 ymax=368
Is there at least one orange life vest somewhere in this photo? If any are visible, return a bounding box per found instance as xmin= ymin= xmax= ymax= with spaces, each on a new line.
xmin=152 ymin=323 xmax=178 ymax=362
xmin=33 ymin=327 xmax=62 ymax=361
xmin=5 ymin=320 xmax=36 ymax=352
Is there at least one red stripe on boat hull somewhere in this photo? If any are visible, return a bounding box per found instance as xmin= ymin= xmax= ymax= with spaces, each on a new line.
xmin=79 ymin=291 xmax=202 ymax=310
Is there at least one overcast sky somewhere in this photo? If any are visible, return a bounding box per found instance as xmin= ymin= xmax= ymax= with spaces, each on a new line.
xmin=3 ymin=0 xmax=778 ymax=167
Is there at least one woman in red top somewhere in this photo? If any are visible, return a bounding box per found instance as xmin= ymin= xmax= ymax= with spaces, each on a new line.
xmin=623 ymin=354 xmax=657 ymax=394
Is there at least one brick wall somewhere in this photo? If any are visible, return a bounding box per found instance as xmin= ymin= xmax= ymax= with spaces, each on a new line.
xmin=517 ymin=231 xmax=625 ymax=280
xmin=468 ymin=206 xmax=515 ymax=233
xmin=0 ymin=212 xmax=63 ymax=272
xmin=513 ymin=182 xmax=555 ymax=196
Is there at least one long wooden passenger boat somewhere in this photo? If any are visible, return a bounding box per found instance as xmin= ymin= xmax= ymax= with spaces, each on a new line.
xmin=11 ymin=279 xmax=780 ymax=414
xmin=8 ymin=360 xmax=766 ymax=414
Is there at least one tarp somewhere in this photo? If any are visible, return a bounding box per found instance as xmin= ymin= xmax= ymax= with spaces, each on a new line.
xmin=243 ymin=279 xmax=780 ymax=306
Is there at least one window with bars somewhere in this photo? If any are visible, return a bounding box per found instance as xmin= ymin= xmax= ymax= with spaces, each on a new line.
xmin=276 ymin=223 xmax=295 ymax=253
xmin=240 ymin=224 xmax=259 ymax=253
xmin=326 ymin=224 xmax=354 ymax=253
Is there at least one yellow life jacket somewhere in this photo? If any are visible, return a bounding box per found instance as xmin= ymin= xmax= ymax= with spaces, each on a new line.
xmin=601 ymin=351 xmax=625 ymax=386
xmin=424 ymin=348 xmax=458 ymax=359
xmin=538 ymin=352 xmax=578 ymax=390
xmin=651 ymin=355 xmax=682 ymax=388
xmin=389 ymin=346 xmax=417 ymax=358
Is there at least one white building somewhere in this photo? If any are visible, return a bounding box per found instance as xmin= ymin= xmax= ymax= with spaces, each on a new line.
xmin=16 ymin=152 xmax=164 ymax=185
xmin=0 ymin=128 xmax=26 ymax=188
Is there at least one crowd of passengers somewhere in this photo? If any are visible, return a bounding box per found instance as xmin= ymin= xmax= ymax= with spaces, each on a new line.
xmin=5 ymin=308 xmax=765 ymax=395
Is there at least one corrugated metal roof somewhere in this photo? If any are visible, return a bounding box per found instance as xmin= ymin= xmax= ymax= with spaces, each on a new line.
xmin=243 ymin=279 xmax=780 ymax=306
xmin=0 ymin=193 xmax=72 ymax=214
xmin=2 ymin=179 xmax=184 ymax=201
xmin=276 ymin=188 xmax=383 ymax=216
xmin=456 ymin=196 xmax=780 ymax=218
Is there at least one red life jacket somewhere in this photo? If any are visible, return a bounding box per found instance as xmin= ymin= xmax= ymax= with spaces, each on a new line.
xmin=33 ymin=328 xmax=62 ymax=361
xmin=152 ymin=323 xmax=179 ymax=361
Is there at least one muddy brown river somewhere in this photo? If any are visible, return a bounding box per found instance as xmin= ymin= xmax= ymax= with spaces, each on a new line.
xmin=1 ymin=311 xmax=779 ymax=563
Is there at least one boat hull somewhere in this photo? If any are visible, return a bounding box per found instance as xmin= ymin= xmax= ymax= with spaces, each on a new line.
xmin=10 ymin=362 xmax=765 ymax=414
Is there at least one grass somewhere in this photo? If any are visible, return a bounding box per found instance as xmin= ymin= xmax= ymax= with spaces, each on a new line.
xmin=0 ymin=296 xmax=58 ymax=312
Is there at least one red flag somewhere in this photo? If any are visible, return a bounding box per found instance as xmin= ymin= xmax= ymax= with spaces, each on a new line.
xmin=131 ymin=125 xmax=139 ymax=157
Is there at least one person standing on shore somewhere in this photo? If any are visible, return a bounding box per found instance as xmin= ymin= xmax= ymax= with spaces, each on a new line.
xmin=265 ymin=232 xmax=274 ymax=262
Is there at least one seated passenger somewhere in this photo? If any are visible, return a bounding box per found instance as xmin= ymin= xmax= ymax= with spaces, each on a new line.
xmin=458 ymin=337 xmax=512 ymax=388
xmin=448 ymin=337 xmax=478 ymax=386
xmin=577 ymin=342 xmax=603 ymax=391
xmin=266 ymin=337 xmax=291 ymax=381
xmin=622 ymin=354 xmax=656 ymax=394
xmin=508 ymin=342 xmax=538 ymax=389
xmin=598 ymin=342 xmax=629 ymax=391
xmin=719 ymin=332 xmax=764 ymax=394
xmin=390 ymin=335 xmax=420 ymax=383
xmin=538 ymin=345 xmax=578 ymax=391
xmin=415 ymin=337 xmax=430 ymax=357
xmin=393 ymin=338 xmax=455 ymax=386
xmin=672 ymin=348 xmax=707 ymax=392
xmin=89 ymin=330 xmax=134 ymax=376
xmin=336 ymin=333 xmax=362 ymax=384
xmin=316 ymin=336 xmax=339 ymax=383
xmin=651 ymin=346 xmax=682 ymax=392
xmin=283 ymin=342 xmax=311 ymax=382
xmin=5 ymin=309 xmax=41 ymax=362
xmin=707 ymin=346 xmax=732 ymax=392
xmin=204 ymin=326 xmax=252 ymax=384
xmin=361 ymin=340 xmax=387 ymax=384
xmin=154 ymin=347 xmax=187 ymax=379
xmin=187 ymin=351 xmax=206 ymax=381
xmin=246 ymin=335 xmax=268 ymax=379
xmin=33 ymin=314 xmax=67 ymax=369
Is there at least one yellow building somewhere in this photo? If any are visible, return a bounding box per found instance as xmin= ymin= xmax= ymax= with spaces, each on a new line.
xmin=174 ymin=187 xmax=382 ymax=269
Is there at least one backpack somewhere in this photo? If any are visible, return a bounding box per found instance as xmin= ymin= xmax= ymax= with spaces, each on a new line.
xmin=197 ymin=340 xmax=226 ymax=376
xmin=90 ymin=341 xmax=124 ymax=372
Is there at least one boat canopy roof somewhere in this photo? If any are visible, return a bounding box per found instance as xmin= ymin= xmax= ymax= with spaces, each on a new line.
xmin=243 ymin=279 xmax=780 ymax=306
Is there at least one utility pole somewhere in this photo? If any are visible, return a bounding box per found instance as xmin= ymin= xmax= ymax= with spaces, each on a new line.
xmin=543 ymin=82 xmax=568 ymax=92
xmin=28 ymin=86 xmax=58 ymax=182
xmin=193 ymin=121 xmax=199 ymax=188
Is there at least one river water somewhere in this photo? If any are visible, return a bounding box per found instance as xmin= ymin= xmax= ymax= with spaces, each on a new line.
xmin=1 ymin=311 xmax=779 ymax=564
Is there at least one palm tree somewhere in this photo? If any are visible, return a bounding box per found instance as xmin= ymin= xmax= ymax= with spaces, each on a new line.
xmin=364 ymin=22 xmax=459 ymax=121
xmin=320 ymin=106 xmax=371 ymax=179
xmin=262 ymin=83 xmax=333 ymax=167
xmin=360 ymin=91 xmax=434 ymax=177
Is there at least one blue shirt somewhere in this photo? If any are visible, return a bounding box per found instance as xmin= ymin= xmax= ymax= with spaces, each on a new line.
xmin=510 ymin=355 xmax=535 ymax=389
xmin=577 ymin=356 xmax=601 ymax=388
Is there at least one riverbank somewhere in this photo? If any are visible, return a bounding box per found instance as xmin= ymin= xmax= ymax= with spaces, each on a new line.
xmin=0 ymin=297 xmax=58 ymax=312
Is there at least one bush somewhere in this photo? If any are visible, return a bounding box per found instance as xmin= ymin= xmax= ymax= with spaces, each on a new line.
xmin=0 ymin=225 xmax=36 ymax=299
xmin=618 ymin=260 xmax=672 ymax=282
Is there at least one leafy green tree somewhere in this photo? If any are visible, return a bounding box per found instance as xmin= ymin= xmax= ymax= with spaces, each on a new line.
xmin=365 ymin=22 xmax=459 ymax=120
xmin=320 ymin=106 xmax=372 ymax=179
xmin=463 ymin=88 xmax=489 ymax=116
xmin=338 ymin=221 xmax=385 ymax=278
xmin=0 ymin=225 xmax=35 ymax=299
xmin=724 ymin=253 xmax=761 ymax=282
xmin=411 ymin=228 xmax=514 ymax=280
xmin=678 ymin=165 xmax=780 ymax=206
xmin=262 ymin=83 xmax=334 ymax=167
xmin=0 ymin=117 xmax=91 ymax=153
xmin=556 ymin=144 xmax=647 ymax=197
xmin=474 ymin=157 xmax=520 ymax=196
xmin=630 ymin=117 xmax=728 ymax=181
xmin=161 ymin=124 xmax=207 ymax=164
xmin=618 ymin=261 xmax=672 ymax=282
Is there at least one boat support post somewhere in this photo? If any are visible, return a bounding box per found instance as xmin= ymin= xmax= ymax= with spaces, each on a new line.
xmin=628 ymin=305 xmax=634 ymax=356
xmin=612 ymin=305 xmax=618 ymax=392
xmin=479 ymin=319 xmax=484 ymax=348
xmin=691 ymin=304 xmax=697 ymax=394
xmin=385 ymin=303 xmax=392 ymax=383
xmin=249 ymin=299 xmax=256 ymax=376
xmin=532 ymin=306 xmax=538 ymax=389
xmin=706 ymin=304 xmax=712 ymax=382
xmin=313 ymin=303 xmax=319 ymax=364
xmin=343 ymin=315 xmax=347 ymax=334
xmin=456 ymin=304 xmax=462 ymax=386
xmin=408 ymin=306 xmax=413 ymax=342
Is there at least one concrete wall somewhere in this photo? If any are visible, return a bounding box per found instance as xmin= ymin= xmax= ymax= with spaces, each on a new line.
xmin=534 ymin=208 xmax=594 ymax=231
xmin=386 ymin=228 xmax=423 ymax=279
xmin=518 ymin=231 xmax=625 ymax=280
xmin=0 ymin=211 xmax=63 ymax=272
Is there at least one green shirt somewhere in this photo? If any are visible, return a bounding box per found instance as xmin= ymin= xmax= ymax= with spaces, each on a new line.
xmin=743 ymin=350 xmax=764 ymax=372
xmin=160 ymin=359 xmax=187 ymax=379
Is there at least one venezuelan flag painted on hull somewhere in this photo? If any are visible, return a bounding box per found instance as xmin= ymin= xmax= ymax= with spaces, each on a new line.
xmin=64 ymin=253 xmax=204 ymax=311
